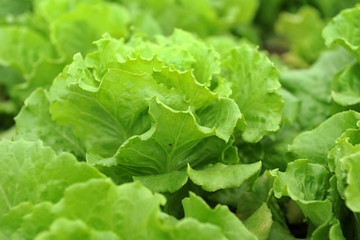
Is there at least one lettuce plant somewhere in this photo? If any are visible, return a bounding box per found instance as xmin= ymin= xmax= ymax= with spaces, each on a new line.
xmin=14 ymin=29 xmax=283 ymax=193
xmin=2 ymin=1 xmax=360 ymax=240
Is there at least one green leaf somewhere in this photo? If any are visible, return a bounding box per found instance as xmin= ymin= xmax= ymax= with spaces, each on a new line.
xmin=289 ymin=110 xmax=360 ymax=165
xmin=134 ymin=171 xmax=188 ymax=193
xmin=244 ymin=203 xmax=273 ymax=240
xmin=0 ymin=26 xmax=54 ymax=74
xmin=332 ymin=62 xmax=360 ymax=106
xmin=14 ymin=88 xmax=85 ymax=158
xmin=328 ymin=127 xmax=360 ymax=212
xmin=118 ymin=0 xmax=259 ymax=38
xmin=10 ymin=201 xmax=56 ymax=239
xmin=206 ymin=35 xmax=253 ymax=58
xmin=151 ymin=29 xmax=221 ymax=86
xmin=342 ymin=152 xmax=360 ymax=212
xmin=49 ymin=68 xmax=160 ymax=158
xmin=35 ymin=218 xmax=120 ymax=240
xmin=0 ymin=25 xmax=64 ymax=105
xmin=208 ymin=186 xmax=248 ymax=211
xmin=9 ymin=56 xmax=65 ymax=104
xmin=170 ymin=218 xmax=228 ymax=240
xmin=0 ymin=0 xmax=32 ymax=18
xmin=5 ymin=179 xmax=230 ymax=240
xmin=0 ymin=202 xmax=34 ymax=239
xmin=50 ymin=2 xmax=129 ymax=59
xmin=279 ymin=88 xmax=301 ymax=125
xmin=329 ymin=220 xmax=346 ymax=240
xmin=0 ymin=139 xmax=103 ymax=215
xmin=187 ymin=162 xmax=261 ymax=192
xmin=311 ymin=218 xmax=346 ymax=240
xmin=58 ymin=179 xmax=167 ymax=239
xmin=211 ymin=0 xmax=259 ymax=25
xmin=327 ymin=176 xmax=348 ymax=224
xmin=34 ymin=0 xmax=101 ymax=22
xmin=236 ymin=172 xmax=276 ymax=221
xmin=183 ymin=192 xmax=257 ymax=240
xmin=323 ymin=6 xmax=360 ymax=61
xmin=275 ymin=6 xmax=325 ymax=64
xmin=151 ymin=64 xmax=218 ymax=110
xmin=271 ymin=159 xmax=333 ymax=226
xmin=328 ymin=129 xmax=360 ymax=196
xmin=196 ymin=97 xmax=243 ymax=142
xmin=272 ymin=159 xmax=331 ymax=202
xmin=280 ymin=48 xmax=355 ymax=130
xmin=62 ymin=53 xmax=100 ymax=90
xmin=222 ymin=44 xmax=283 ymax=142
xmin=84 ymin=34 xmax=130 ymax=78
xmin=117 ymin=57 xmax=219 ymax=111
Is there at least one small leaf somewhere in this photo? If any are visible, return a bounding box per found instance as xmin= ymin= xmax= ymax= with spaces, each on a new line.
xmin=187 ymin=162 xmax=261 ymax=192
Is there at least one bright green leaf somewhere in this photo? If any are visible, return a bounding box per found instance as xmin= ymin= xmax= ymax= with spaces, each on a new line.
xmin=332 ymin=62 xmax=360 ymax=106
xmin=183 ymin=192 xmax=257 ymax=240
xmin=272 ymin=159 xmax=333 ymax=226
xmin=289 ymin=110 xmax=360 ymax=165
xmin=244 ymin=203 xmax=273 ymax=240
xmin=280 ymin=48 xmax=354 ymax=130
xmin=14 ymin=89 xmax=85 ymax=157
xmin=134 ymin=171 xmax=188 ymax=193
xmin=323 ymin=6 xmax=360 ymax=61
xmin=187 ymin=162 xmax=261 ymax=192
xmin=222 ymin=44 xmax=283 ymax=142
xmin=0 ymin=139 xmax=103 ymax=215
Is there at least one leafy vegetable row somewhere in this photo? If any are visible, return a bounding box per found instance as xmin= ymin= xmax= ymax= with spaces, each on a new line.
xmin=1 ymin=1 xmax=360 ymax=240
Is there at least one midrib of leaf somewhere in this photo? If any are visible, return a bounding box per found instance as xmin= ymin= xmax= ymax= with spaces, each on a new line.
xmin=164 ymin=109 xmax=188 ymax=172
xmin=69 ymin=91 xmax=128 ymax=141
xmin=163 ymin=110 xmax=208 ymax=172
xmin=125 ymin=147 xmax=162 ymax=172
xmin=188 ymin=84 xmax=203 ymax=107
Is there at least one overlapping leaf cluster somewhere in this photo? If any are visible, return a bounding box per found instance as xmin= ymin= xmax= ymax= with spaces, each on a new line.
xmin=14 ymin=28 xmax=281 ymax=193
xmin=0 ymin=0 xmax=129 ymax=131
xmin=0 ymin=140 xmax=259 ymax=240
xmin=2 ymin=0 xmax=360 ymax=239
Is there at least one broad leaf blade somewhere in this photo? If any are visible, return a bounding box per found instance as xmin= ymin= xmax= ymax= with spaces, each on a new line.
xmin=14 ymin=88 xmax=85 ymax=158
xmin=183 ymin=192 xmax=257 ymax=240
xmin=323 ymin=6 xmax=360 ymax=61
xmin=0 ymin=139 xmax=103 ymax=215
xmin=222 ymin=44 xmax=283 ymax=142
xmin=289 ymin=111 xmax=360 ymax=165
